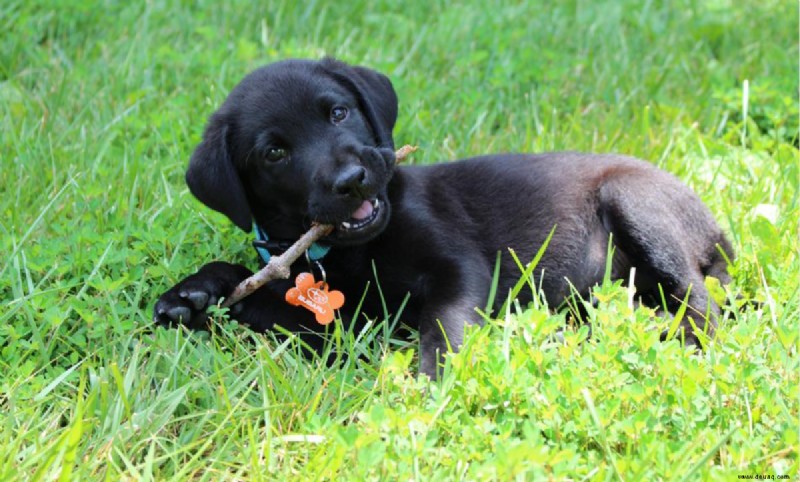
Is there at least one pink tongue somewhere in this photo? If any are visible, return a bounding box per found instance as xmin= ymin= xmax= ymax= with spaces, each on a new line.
xmin=351 ymin=200 xmax=374 ymax=220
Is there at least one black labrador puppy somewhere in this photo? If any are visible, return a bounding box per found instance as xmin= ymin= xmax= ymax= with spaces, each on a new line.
xmin=154 ymin=58 xmax=733 ymax=377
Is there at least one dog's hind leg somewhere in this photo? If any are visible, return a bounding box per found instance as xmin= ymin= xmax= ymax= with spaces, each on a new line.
xmin=417 ymin=257 xmax=492 ymax=379
xmin=597 ymin=174 xmax=732 ymax=347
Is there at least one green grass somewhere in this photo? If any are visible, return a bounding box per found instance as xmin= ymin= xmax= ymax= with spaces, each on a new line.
xmin=1 ymin=0 xmax=798 ymax=479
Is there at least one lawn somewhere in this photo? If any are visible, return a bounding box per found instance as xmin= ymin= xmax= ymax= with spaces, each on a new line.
xmin=1 ymin=0 xmax=798 ymax=480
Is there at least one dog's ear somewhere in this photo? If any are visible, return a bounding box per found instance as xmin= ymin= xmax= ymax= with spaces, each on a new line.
xmin=185 ymin=113 xmax=253 ymax=231
xmin=321 ymin=58 xmax=398 ymax=149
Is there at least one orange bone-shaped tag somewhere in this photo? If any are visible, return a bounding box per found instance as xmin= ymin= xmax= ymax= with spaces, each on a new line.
xmin=285 ymin=272 xmax=344 ymax=325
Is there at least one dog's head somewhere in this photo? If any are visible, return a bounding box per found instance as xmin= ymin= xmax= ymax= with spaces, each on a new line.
xmin=186 ymin=58 xmax=398 ymax=246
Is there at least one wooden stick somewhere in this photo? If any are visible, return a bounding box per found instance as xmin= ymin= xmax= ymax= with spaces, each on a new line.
xmin=221 ymin=145 xmax=417 ymax=308
xmin=221 ymin=223 xmax=333 ymax=308
xmin=394 ymin=144 xmax=418 ymax=162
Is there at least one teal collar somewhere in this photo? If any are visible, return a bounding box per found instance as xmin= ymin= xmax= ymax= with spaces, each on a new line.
xmin=253 ymin=223 xmax=331 ymax=264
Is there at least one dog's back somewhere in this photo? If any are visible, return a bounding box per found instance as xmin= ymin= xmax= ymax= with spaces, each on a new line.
xmin=398 ymin=153 xmax=732 ymax=332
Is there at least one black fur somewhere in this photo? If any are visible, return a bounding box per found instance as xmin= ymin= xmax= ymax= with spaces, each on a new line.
xmin=154 ymin=58 xmax=733 ymax=378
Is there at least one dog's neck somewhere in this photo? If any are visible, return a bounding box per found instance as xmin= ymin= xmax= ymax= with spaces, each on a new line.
xmin=251 ymin=222 xmax=330 ymax=264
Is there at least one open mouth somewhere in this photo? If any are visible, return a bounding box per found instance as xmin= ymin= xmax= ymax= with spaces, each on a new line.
xmin=338 ymin=198 xmax=382 ymax=232
xmin=320 ymin=196 xmax=390 ymax=246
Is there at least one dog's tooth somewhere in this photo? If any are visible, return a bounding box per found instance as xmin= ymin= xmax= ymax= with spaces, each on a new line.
xmin=341 ymin=221 xmax=351 ymax=229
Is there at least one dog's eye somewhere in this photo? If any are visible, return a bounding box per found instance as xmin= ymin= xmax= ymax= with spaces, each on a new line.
xmin=264 ymin=147 xmax=288 ymax=163
xmin=330 ymin=106 xmax=348 ymax=124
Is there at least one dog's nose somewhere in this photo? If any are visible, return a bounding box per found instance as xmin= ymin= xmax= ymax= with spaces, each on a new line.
xmin=333 ymin=165 xmax=368 ymax=197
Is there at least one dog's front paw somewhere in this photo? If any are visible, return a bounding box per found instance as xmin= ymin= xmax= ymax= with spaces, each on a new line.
xmin=153 ymin=262 xmax=252 ymax=329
